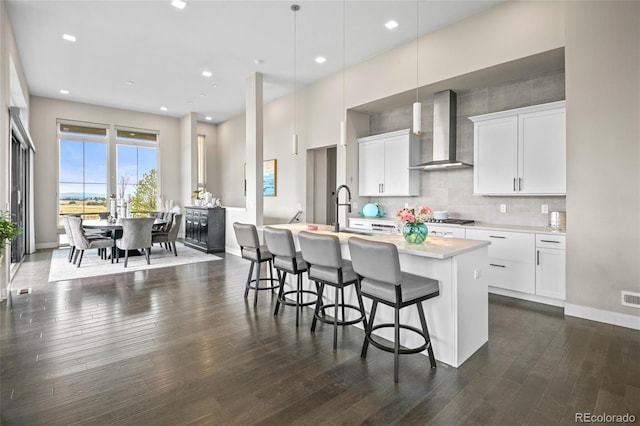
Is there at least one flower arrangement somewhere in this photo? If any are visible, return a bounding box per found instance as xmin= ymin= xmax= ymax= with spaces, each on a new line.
xmin=395 ymin=206 xmax=432 ymax=244
xmin=395 ymin=205 xmax=433 ymax=224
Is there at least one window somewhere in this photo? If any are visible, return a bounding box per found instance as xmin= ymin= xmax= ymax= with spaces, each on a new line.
xmin=115 ymin=127 xmax=159 ymax=213
xmin=197 ymin=134 xmax=206 ymax=187
xmin=58 ymin=122 xmax=108 ymax=225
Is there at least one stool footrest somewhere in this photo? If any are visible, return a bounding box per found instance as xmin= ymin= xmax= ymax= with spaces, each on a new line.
xmin=315 ymin=303 xmax=366 ymax=326
xmin=278 ymin=289 xmax=318 ymax=307
xmin=247 ymin=277 xmax=280 ymax=291
xmin=366 ymin=323 xmax=430 ymax=355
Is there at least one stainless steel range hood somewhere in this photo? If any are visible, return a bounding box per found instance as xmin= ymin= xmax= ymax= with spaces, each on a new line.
xmin=409 ymin=90 xmax=472 ymax=171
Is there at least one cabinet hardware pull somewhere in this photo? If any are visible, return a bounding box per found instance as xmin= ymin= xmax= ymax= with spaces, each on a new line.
xmin=490 ymin=263 xmax=506 ymax=268
xmin=381 ymin=183 xmax=384 ymax=193
xmin=489 ymin=235 xmax=506 ymax=239
xmin=537 ymin=250 xmax=540 ymax=265
xmin=518 ymin=178 xmax=522 ymax=191
xmin=513 ymin=178 xmax=516 ymax=191
xmin=540 ymin=239 xmax=560 ymax=243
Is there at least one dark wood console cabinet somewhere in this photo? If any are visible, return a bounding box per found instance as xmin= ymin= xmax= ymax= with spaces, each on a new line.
xmin=184 ymin=207 xmax=225 ymax=253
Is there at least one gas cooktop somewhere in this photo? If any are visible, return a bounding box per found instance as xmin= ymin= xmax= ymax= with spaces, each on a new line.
xmin=426 ymin=218 xmax=475 ymax=225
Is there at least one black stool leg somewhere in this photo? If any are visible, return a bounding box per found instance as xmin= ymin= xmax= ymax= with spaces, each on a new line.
xmin=296 ymin=273 xmax=302 ymax=327
xmin=417 ymin=302 xmax=437 ymax=369
xmin=362 ymin=300 xmax=377 ymax=358
xmin=333 ymin=285 xmax=340 ymax=350
xmin=269 ymin=260 xmax=276 ymax=293
xmin=244 ymin=261 xmax=255 ymax=299
xmin=274 ymin=269 xmax=285 ymax=315
xmin=394 ymin=303 xmax=400 ymax=383
xmin=254 ymin=261 xmax=261 ymax=306
xmin=311 ymin=282 xmax=324 ymax=333
xmin=341 ymin=287 xmax=346 ymax=325
xmin=355 ymin=283 xmax=368 ymax=331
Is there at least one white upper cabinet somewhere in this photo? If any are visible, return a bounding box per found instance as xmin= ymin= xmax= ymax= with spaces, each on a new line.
xmin=357 ymin=129 xmax=419 ymax=197
xmin=470 ymin=101 xmax=566 ymax=196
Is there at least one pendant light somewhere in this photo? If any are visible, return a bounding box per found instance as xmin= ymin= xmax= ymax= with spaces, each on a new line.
xmin=291 ymin=4 xmax=300 ymax=155
xmin=339 ymin=0 xmax=347 ymax=148
xmin=412 ymin=0 xmax=422 ymax=136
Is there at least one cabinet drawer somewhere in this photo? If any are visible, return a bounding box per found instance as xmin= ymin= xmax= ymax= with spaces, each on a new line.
xmin=535 ymin=234 xmax=566 ymax=249
xmin=486 ymin=259 xmax=535 ymax=294
xmin=426 ymin=225 xmax=465 ymax=239
xmin=466 ymin=229 xmax=534 ymax=263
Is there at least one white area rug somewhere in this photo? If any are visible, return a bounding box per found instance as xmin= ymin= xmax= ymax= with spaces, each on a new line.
xmin=48 ymin=242 xmax=221 ymax=282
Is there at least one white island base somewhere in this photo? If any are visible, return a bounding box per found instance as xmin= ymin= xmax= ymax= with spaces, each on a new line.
xmin=262 ymin=224 xmax=490 ymax=368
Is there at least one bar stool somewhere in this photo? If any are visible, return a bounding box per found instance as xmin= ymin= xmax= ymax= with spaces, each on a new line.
xmin=233 ymin=222 xmax=279 ymax=306
xmin=263 ymin=227 xmax=318 ymax=326
xmin=348 ymin=236 xmax=439 ymax=383
xmin=298 ymin=231 xmax=367 ymax=350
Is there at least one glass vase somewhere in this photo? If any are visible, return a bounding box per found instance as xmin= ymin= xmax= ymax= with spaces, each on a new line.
xmin=402 ymin=221 xmax=428 ymax=244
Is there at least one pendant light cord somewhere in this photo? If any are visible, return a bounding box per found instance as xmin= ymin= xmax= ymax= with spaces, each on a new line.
xmin=416 ymin=0 xmax=419 ymax=103
xmin=342 ymin=0 xmax=346 ymax=119
xmin=292 ymin=4 xmax=298 ymax=135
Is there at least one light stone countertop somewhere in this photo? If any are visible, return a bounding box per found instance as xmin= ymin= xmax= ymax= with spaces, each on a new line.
xmin=263 ymin=223 xmax=490 ymax=260
xmin=349 ymin=216 xmax=566 ymax=236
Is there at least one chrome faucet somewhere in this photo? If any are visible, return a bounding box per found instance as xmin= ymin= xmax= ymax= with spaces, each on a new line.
xmin=334 ymin=184 xmax=352 ymax=232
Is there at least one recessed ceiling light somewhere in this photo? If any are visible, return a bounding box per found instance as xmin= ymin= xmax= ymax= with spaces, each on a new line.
xmin=126 ymin=80 xmax=134 ymax=85
xmin=315 ymin=56 xmax=327 ymax=64
xmin=59 ymin=89 xmax=69 ymax=94
xmin=187 ymin=101 xmax=193 ymax=105
xmin=200 ymin=93 xmax=205 ymax=97
xmin=202 ymin=70 xmax=212 ymax=78
xmin=211 ymin=84 xmax=217 ymax=88
xmin=62 ymin=34 xmax=77 ymax=42
xmin=171 ymin=0 xmax=186 ymax=10
xmin=205 ymin=116 xmax=212 ymax=121
xmin=385 ymin=20 xmax=399 ymax=30
xmin=254 ymin=59 xmax=264 ymax=65
xmin=160 ymin=106 xmax=168 ymax=111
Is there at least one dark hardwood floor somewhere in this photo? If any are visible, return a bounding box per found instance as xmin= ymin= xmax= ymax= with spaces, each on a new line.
xmin=1 ymin=249 xmax=638 ymax=425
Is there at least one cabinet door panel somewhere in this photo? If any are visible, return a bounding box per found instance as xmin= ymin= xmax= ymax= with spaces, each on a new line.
xmin=519 ymin=109 xmax=566 ymax=194
xmin=536 ymin=248 xmax=566 ymax=299
xmin=382 ymin=135 xmax=410 ymax=195
xmin=358 ymin=140 xmax=385 ymax=196
xmin=474 ymin=116 xmax=518 ymax=194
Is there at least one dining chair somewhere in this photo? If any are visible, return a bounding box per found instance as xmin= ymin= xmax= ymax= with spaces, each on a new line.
xmin=115 ymin=217 xmax=156 ymax=267
xmin=67 ymin=216 xmax=115 ymax=267
xmin=151 ymin=214 xmax=182 ymax=256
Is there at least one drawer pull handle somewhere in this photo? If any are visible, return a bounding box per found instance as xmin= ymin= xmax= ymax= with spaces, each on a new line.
xmin=490 ymin=263 xmax=506 ymax=268
xmin=489 ymin=235 xmax=506 ymax=239
xmin=540 ymin=239 xmax=560 ymax=243
xmin=513 ymin=178 xmax=516 ymax=191
xmin=537 ymin=250 xmax=540 ymax=265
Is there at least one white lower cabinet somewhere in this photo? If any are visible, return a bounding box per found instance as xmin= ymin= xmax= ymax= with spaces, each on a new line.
xmin=535 ymin=234 xmax=566 ymax=300
xmin=466 ymin=229 xmax=535 ymax=294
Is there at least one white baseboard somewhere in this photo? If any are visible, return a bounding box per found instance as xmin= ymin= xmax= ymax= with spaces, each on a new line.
xmin=565 ymin=303 xmax=640 ymax=331
xmin=489 ymin=286 xmax=565 ymax=308
xmin=36 ymin=242 xmax=59 ymax=250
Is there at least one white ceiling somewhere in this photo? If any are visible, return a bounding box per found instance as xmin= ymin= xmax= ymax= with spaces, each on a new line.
xmin=7 ymin=0 xmax=503 ymax=123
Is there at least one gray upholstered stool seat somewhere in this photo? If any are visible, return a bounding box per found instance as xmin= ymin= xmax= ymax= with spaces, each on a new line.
xmin=348 ymin=236 xmax=440 ymax=383
xmin=233 ymin=222 xmax=279 ymax=306
xmin=264 ymin=227 xmax=318 ymax=326
xmin=298 ymin=231 xmax=367 ymax=350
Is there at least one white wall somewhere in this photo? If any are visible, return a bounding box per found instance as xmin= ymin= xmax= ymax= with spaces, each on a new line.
xmin=1 ymin=1 xmax=30 ymax=299
xmin=29 ymin=96 xmax=182 ymax=247
xmin=196 ymin=121 xmax=218 ymax=197
xmin=565 ymin=1 xmax=640 ymax=321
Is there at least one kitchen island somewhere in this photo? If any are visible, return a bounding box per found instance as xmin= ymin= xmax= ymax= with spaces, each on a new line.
xmin=263 ymin=223 xmax=490 ymax=368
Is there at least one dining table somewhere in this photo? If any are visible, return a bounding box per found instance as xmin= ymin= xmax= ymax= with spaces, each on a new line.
xmin=83 ymin=218 xmax=167 ymax=257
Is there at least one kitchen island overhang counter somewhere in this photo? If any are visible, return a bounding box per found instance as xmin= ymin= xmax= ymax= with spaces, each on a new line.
xmin=261 ymin=223 xmax=491 ymax=368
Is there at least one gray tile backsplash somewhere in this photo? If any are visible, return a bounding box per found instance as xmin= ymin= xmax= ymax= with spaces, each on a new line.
xmin=365 ymin=69 xmax=566 ymax=228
